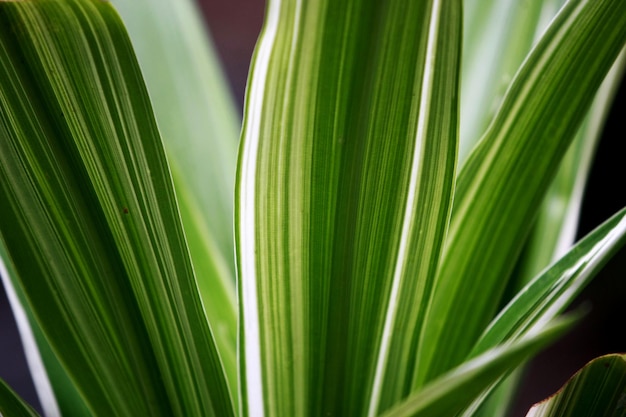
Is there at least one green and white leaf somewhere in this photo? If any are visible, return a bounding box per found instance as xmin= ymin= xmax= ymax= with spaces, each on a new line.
xmin=456 ymin=207 xmax=626 ymax=416
xmin=415 ymin=0 xmax=626 ymax=387
xmin=110 ymin=0 xmax=240 ymax=392
xmin=468 ymin=52 xmax=625 ymax=412
xmin=2 ymin=239 xmax=94 ymax=417
xmin=236 ymin=0 xmax=460 ymax=415
xmin=380 ymin=315 xmax=577 ymax=417
xmin=1 ymin=0 xmax=625 ymax=416
xmin=0 ymin=241 xmax=65 ymax=417
xmin=526 ymin=354 xmax=626 ymax=417
xmin=516 ymin=52 xmax=626 ymax=286
xmin=472 ymin=207 xmax=626 ymax=359
xmin=460 ymin=0 xmax=552 ymax=163
xmin=0 ymin=1 xmax=232 ymax=415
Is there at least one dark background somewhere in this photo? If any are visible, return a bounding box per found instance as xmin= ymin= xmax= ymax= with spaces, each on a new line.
xmin=1 ymin=1 xmax=624 ymax=415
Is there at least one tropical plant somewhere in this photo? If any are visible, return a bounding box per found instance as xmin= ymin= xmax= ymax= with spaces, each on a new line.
xmin=0 ymin=0 xmax=625 ymax=416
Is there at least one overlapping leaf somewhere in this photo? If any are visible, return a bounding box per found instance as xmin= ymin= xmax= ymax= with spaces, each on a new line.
xmin=1 ymin=239 xmax=85 ymax=417
xmin=454 ymin=207 xmax=626 ymax=415
xmin=0 ymin=1 xmax=232 ymax=415
xmin=381 ymin=316 xmax=577 ymax=417
xmin=0 ymin=378 xmax=40 ymax=417
xmin=415 ymin=0 xmax=626 ymax=387
xmin=110 ymin=0 xmax=240 ymax=395
xmin=1 ymin=0 xmax=624 ymax=416
xmin=526 ymin=354 xmax=626 ymax=417
xmin=460 ymin=0 xmax=556 ymax=163
xmin=471 ymin=208 xmax=626 ymax=360
xmin=516 ymin=54 xmax=626 ymax=286
xmin=461 ymin=0 xmax=625 ymax=411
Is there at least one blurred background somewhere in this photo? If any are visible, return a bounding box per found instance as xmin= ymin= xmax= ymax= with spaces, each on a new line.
xmin=1 ymin=0 xmax=624 ymax=415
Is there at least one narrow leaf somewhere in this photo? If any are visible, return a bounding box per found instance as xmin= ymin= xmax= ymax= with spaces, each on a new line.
xmin=1 ymin=239 xmax=91 ymax=417
xmin=453 ymin=207 xmax=626 ymax=416
xmin=526 ymin=354 xmax=626 ymax=417
xmin=416 ymin=0 xmax=626 ymax=386
xmin=471 ymin=208 xmax=626 ymax=356
xmin=111 ymin=0 xmax=239 ymax=266
xmin=460 ymin=0 xmax=548 ymax=163
xmin=466 ymin=46 xmax=625 ymax=417
xmin=516 ymin=53 xmax=626 ymax=285
xmin=380 ymin=316 xmax=577 ymax=417
xmin=0 ymin=378 xmax=40 ymax=417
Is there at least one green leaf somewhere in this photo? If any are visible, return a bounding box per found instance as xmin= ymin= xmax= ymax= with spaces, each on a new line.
xmin=110 ymin=0 xmax=240 ymax=392
xmin=466 ymin=37 xmax=625 ymax=417
xmin=460 ymin=0 xmax=550 ymax=163
xmin=526 ymin=354 xmax=626 ymax=416
xmin=471 ymin=207 xmax=626 ymax=357
xmin=236 ymin=0 xmax=460 ymax=415
xmin=415 ymin=0 xmax=626 ymax=387
xmin=111 ymin=0 xmax=239 ymax=265
xmin=516 ymin=53 xmax=626 ymax=286
xmin=0 ymin=1 xmax=233 ymax=415
xmin=455 ymin=207 xmax=626 ymax=416
xmin=1 ymin=239 xmax=89 ymax=417
xmin=0 ymin=378 xmax=40 ymax=417
xmin=380 ymin=316 xmax=577 ymax=417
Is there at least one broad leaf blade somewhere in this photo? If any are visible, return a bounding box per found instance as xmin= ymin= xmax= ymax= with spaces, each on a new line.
xmin=380 ymin=316 xmax=577 ymax=417
xmin=526 ymin=354 xmax=626 ymax=417
xmin=236 ymin=0 xmax=460 ymax=416
xmin=111 ymin=0 xmax=239 ymax=265
xmin=0 ymin=1 xmax=233 ymax=415
xmin=110 ymin=0 xmax=239 ymax=391
xmin=416 ymin=0 xmax=626 ymax=386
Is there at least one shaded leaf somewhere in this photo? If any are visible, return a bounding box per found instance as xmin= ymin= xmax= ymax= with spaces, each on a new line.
xmin=0 ymin=378 xmax=40 ymax=417
xmin=457 ymin=207 xmax=626 ymax=416
xmin=1 ymin=239 xmax=86 ymax=417
xmin=526 ymin=354 xmax=626 ymax=417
